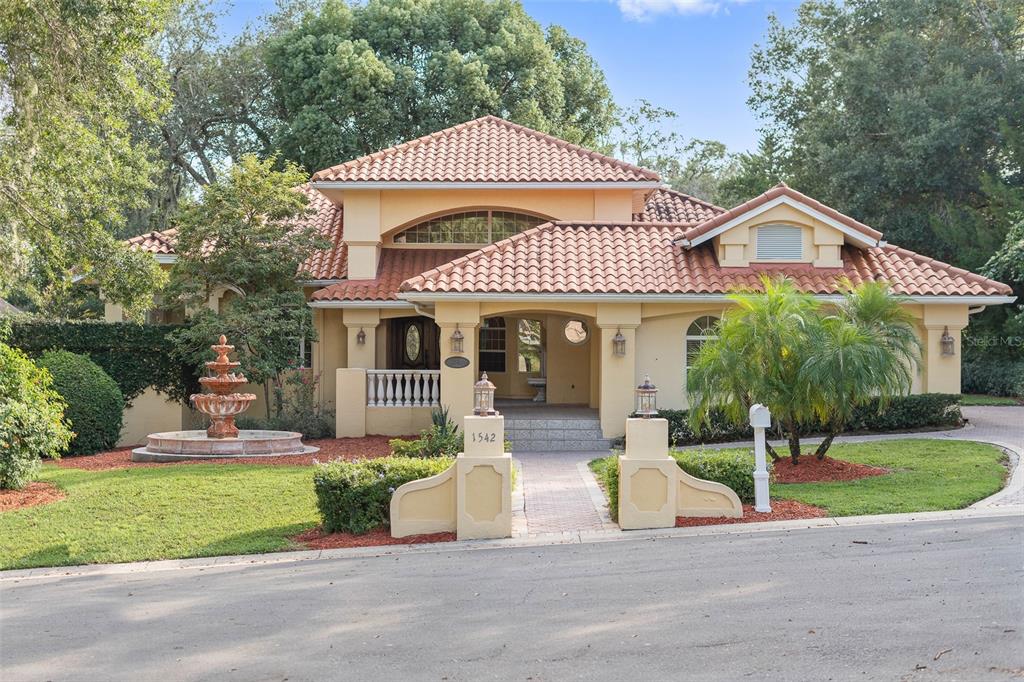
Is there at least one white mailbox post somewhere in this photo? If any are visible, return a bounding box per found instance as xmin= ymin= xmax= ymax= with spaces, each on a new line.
xmin=749 ymin=403 xmax=772 ymax=513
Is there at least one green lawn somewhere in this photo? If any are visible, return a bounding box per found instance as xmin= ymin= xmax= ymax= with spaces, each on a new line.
xmin=0 ymin=464 xmax=319 ymax=570
xmin=959 ymin=393 xmax=1022 ymax=406
xmin=591 ymin=439 xmax=1008 ymax=519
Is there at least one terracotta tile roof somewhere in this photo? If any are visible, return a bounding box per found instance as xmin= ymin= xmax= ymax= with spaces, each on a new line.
xmin=311 ymin=116 xmax=660 ymax=184
xmin=311 ymin=248 xmax=475 ymax=302
xmin=634 ymin=188 xmax=725 ymax=223
xmin=683 ymin=182 xmax=884 ymax=244
xmin=297 ymin=184 xmax=346 ymax=280
xmin=399 ymin=222 xmax=1012 ymax=297
xmin=127 ymin=228 xmax=178 ymax=255
xmin=124 ymin=185 xmax=347 ymax=280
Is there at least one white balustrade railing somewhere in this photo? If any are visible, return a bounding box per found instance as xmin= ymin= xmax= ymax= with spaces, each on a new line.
xmin=366 ymin=370 xmax=441 ymax=408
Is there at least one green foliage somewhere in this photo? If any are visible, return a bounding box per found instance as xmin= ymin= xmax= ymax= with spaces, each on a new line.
xmin=6 ymin=318 xmax=196 ymax=405
xmin=748 ymin=0 xmax=1024 ymax=268
xmin=0 ymin=0 xmax=174 ymax=319
xmin=962 ymin=358 xmax=1024 ymax=398
xmin=237 ymin=370 xmax=335 ymax=438
xmin=715 ymin=132 xmax=789 ymax=207
xmin=36 ymin=351 xmax=124 ymax=456
xmin=672 ymin=449 xmax=768 ymax=504
xmin=0 ymin=342 xmax=72 ymax=489
xmin=167 ymin=155 xmax=328 ymax=416
xmin=591 ymin=448 xmax=771 ymax=520
xmin=262 ymin=0 xmax=616 ymax=173
xmin=313 ymin=456 xmax=454 ymax=534
xmin=687 ymin=277 xmax=921 ymax=462
xmin=388 ymin=406 xmax=465 ymax=459
xmin=656 ymin=394 xmax=961 ymax=447
xmin=0 ymin=464 xmax=319 ymax=569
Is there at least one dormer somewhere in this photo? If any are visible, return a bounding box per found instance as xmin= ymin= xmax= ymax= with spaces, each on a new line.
xmin=677 ymin=183 xmax=883 ymax=269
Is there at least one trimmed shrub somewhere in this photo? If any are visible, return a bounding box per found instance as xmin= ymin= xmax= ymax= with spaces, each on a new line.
xmin=0 ymin=342 xmax=72 ymax=488
xmin=313 ymin=457 xmax=454 ymax=534
xmin=37 ymin=350 xmax=124 ymax=456
xmin=671 ymin=449 xmax=766 ymax=503
xmin=651 ymin=394 xmax=962 ymax=447
xmin=963 ymin=358 xmax=1024 ymax=398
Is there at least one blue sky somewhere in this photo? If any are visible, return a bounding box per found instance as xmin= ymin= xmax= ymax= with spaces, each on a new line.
xmin=216 ymin=0 xmax=800 ymax=153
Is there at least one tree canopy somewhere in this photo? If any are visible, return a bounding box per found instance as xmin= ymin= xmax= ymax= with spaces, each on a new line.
xmin=0 ymin=0 xmax=175 ymax=319
xmin=262 ymin=0 xmax=616 ymax=173
xmin=748 ymin=0 xmax=1024 ymax=267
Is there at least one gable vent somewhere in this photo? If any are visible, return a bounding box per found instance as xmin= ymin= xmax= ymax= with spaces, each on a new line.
xmin=756 ymin=224 xmax=803 ymax=260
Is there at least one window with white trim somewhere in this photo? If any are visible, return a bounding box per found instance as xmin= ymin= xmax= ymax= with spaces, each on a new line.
xmin=756 ymin=224 xmax=803 ymax=261
xmin=297 ymin=337 xmax=313 ymax=369
xmin=685 ymin=316 xmax=719 ymax=370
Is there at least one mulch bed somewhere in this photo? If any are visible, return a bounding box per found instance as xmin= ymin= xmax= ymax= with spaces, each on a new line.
xmin=0 ymin=482 xmax=66 ymax=512
xmin=772 ymin=455 xmax=888 ymax=483
xmin=676 ymin=500 xmax=828 ymax=528
xmin=54 ymin=435 xmax=411 ymax=472
xmin=291 ymin=526 xmax=456 ymax=549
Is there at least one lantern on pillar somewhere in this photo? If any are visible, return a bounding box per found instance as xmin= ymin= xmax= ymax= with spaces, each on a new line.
xmin=635 ymin=375 xmax=658 ymax=418
xmin=473 ymin=372 xmax=497 ymax=416
xmin=450 ymin=324 xmax=464 ymax=354
xmin=940 ymin=326 xmax=955 ymax=356
xmin=612 ymin=328 xmax=626 ymax=357
xmin=356 ymin=327 xmax=366 ymax=345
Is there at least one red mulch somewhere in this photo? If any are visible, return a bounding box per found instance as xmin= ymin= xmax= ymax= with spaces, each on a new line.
xmin=54 ymin=435 xmax=414 ymax=471
xmin=773 ymin=455 xmax=888 ymax=483
xmin=676 ymin=500 xmax=828 ymax=527
xmin=291 ymin=526 xmax=456 ymax=549
xmin=0 ymin=482 xmax=66 ymax=512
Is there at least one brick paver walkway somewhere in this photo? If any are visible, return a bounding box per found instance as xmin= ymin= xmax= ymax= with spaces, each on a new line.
xmin=515 ymin=451 xmax=611 ymax=534
xmin=512 ymin=406 xmax=1023 ymax=536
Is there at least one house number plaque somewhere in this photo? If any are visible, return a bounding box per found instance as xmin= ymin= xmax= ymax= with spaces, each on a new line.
xmin=444 ymin=356 xmax=471 ymax=369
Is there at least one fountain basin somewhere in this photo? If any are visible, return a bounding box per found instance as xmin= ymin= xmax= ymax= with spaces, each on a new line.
xmin=131 ymin=430 xmax=319 ymax=462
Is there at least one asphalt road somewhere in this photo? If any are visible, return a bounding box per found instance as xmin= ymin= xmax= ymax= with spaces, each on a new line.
xmin=2 ymin=516 xmax=1022 ymax=681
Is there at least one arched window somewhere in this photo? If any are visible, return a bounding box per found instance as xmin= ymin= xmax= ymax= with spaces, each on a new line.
xmin=479 ymin=317 xmax=507 ymax=373
xmin=393 ymin=210 xmax=547 ymax=244
xmin=685 ymin=316 xmax=719 ymax=369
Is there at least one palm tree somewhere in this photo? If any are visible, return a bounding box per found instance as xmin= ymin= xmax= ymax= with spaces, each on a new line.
xmin=687 ymin=276 xmax=820 ymax=464
xmin=688 ymin=276 xmax=922 ymax=465
xmin=802 ymin=279 xmax=921 ymax=459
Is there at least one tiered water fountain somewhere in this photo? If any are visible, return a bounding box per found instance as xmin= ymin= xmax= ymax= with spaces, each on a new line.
xmin=132 ymin=335 xmax=318 ymax=462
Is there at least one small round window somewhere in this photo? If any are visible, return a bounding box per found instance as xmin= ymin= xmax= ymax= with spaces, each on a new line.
xmin=404 ymin=325 xmax=422 ymax=363
xmin=564 ymin=319 xmax=589 ymax=345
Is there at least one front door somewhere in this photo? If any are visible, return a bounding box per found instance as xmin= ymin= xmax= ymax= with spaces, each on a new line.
xmin=387 ymin=317 xmax=440 ymax=370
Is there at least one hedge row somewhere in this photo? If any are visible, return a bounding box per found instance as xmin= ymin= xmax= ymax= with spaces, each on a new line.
xmin=6 ymin=318 xmax=197 ymax=404
xmin=963 ymin=358 xmax=1024 ymax=398
xmin=655 ymin=394 xmax=963 ymax=446
xmin=593 ymin=449 xmax=765 ymax=522
xmin=313 ymin=457 xmax=454 ymax=534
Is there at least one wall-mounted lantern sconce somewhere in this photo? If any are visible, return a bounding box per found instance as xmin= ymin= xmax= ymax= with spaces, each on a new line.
xmin=612 ymin=328 xmax=626 ymax=357
xmin=473 ymin=372 xmax=497 ymax=416
xmin=635 ymin=374 xmax=658 ymax=418
xmin=940 ymin=326 xmax=955 ymax=356
xmin=356 ymin=327 xmax=366 ymax=345
xmin=450 ymin=324 xmax=464 ymax=354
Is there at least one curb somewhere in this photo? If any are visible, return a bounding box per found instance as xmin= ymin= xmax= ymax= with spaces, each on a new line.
xmin=3 ymin=505 xmax=1020 ymax=584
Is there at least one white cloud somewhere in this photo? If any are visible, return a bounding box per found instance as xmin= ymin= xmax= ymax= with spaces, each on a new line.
xmin=615 ymin=0 xmax=743 ymax=21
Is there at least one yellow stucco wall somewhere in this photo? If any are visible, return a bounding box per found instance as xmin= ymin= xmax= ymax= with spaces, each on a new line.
xmin=713 ymin=204 xmax=848 ymax=268
xmin=117 ymin=387 xmax=188 ymax=446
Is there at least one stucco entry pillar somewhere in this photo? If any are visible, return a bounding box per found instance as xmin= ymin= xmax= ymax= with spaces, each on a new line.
xmin=618 ymin=418 xmax=677 ymax=530
xmin=922 ymin=305 xmax=968 ymax=394
xmin=436 ymin=301 xmax=480 ymax=430
xmin=456 ymin=415 xmax=512 ymax=540
xmin=343 ymin=308 xmax=380 ymax=369
xmin=597 ymin=303 xmax=641 ymax=439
